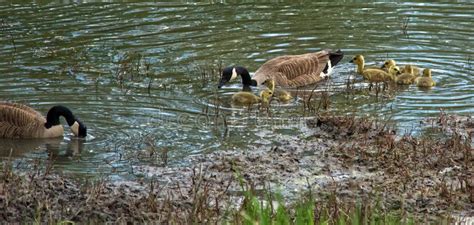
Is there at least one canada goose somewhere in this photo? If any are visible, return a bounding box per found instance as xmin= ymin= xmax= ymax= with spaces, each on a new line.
xmin=395 ymin=65 xmax=417 ymax=85
xmin=263 ymin=79 xmax=293 ymax=102
xmin=231 ymin=89 xmax=273 ymax=106
xmin=415 ymin=68 xmax=435 ymax=87
xmin=0 ymin=102 xmax=87 ymax=138
xmin=349 ymin=55 xmax=385 ymax=77
xmin=218 ymin=49 xmax=344 ymax=89
xmin=382 ymin=59 xmax=421 ymax=76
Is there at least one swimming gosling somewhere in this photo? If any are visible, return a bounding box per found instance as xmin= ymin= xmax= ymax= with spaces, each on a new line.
xmin=263 ymin=78 xmax=293 ymax=102
xmin=395 ymin=65 xmax=418 ymax=85
xmin=350 ymin=55 xmax=386 ymax=78
xmin=232 ymin=89 xmax=273 ymax=106
xmin=415 ymin=68 xmax=436 ymax=87
xmin=382 ymin=59 xmax=421 ymax=76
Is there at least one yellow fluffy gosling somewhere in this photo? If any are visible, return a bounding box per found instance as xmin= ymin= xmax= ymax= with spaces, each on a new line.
xmin=395 ymin=65 xmax=418 ymax=85
xmin=362 ymin=65 xmax=400 ymax=91
xmin=232 ymin=89 xmax=273 ymax=106
xmin=382 ymin=59 xmax=421 ymax=76
xmin=415 ymin=68 xmax=436 ymax=87
xmin=350 ymin=55 xmax=385 ymax=78
xmin=263 ymin=79 xmax=293 ymax=102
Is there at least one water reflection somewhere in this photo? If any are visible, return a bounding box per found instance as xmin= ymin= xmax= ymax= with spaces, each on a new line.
xmin=0 ymin=137 xmax=84 ymax=159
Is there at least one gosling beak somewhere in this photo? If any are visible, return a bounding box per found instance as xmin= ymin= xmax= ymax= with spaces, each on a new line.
xmin=349 ymin=59 xmax=354 ymax=63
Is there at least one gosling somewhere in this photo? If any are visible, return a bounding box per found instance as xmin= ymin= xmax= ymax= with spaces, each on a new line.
xmin=415 ymin=68 xmax=436 ymax=87
xmin=262 ymin=78 xmax=292 ymax=102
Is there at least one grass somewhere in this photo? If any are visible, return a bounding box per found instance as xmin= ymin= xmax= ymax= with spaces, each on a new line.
xmin=230 ymin=176 xmax=417 ymax=225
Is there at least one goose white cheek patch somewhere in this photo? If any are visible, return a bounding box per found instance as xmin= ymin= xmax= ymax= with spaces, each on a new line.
xmin=71 ymin=121 xmax=79 ymax=136
xmin=230 ymin=67 xmax=238 ymax=81
xmin=321 ymin=60 xmax=333 ymax=78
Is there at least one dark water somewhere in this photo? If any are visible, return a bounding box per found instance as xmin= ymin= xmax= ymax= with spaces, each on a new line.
xmin=0 ymin=2 xmax=473 ymax=176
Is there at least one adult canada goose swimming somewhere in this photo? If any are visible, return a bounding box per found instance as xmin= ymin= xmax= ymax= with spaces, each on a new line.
xmin=263 ymin=78 xmax=292 ymax=102
xmin=232 ymin=89 xmax=273 ymax=107
xmin=382 ymin=59 xmax=421 ymax=76
xmin=218 ymin=49 xmax=344 ymax=89
xmin=0 ymin=102 xmax=87 ymax=138
xmin=349 ymin=55 xmax=385 ymax=77
xmin=415 ymin=68 xmax=436 ymax=87
xmin=395 ymin=65 xmax=418 ymax=85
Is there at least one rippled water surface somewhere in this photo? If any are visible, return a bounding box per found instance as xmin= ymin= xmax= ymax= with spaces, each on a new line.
xmin=1 ymin=2 xmax=473 ymax=176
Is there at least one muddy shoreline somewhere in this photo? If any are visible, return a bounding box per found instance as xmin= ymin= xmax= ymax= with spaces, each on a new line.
xmin=1 ymin=113 xmax=473 ymax=223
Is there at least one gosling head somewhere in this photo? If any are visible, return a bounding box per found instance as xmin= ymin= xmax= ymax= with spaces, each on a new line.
xmin=404 ymin=65 xmax=414 ymax=74
xmin=423 ymin=68 xmax=432 ymax=77
xmin=382 ymin=59 xmax=396 ymax=69
xmin=262 ymin=78 xmax=275 ymax=90
xmin=349 ymin=55 xmax=364 ymax=65
xmin=260 ymin=89 xmax=273 ymax=103
xmin=389 ymin=66 xmax=402 ymax=76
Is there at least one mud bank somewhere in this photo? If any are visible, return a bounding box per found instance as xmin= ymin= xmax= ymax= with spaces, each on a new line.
xmin=1 ymin=114 xmax=473 ymax=223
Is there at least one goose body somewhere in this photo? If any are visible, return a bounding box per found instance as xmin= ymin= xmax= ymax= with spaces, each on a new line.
xmin=0 ymin=103 xmax=87 ymax=138
xmin=231 ymin=89 xmax=273 ymax=106
xmin=382 ymin=59 xmax=421 ymax=76
xmin=395 ymin=65 xmax=418 ymax=85
xmin=415 ymin=69 xmax=435 ymax=87
xmin=218 ymin=49 xmax=344 ymax=89
xmin=263 ymin=79 xmax=293 ymax=102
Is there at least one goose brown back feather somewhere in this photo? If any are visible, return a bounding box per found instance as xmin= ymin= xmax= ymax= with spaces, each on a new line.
xmin=253 ymin=51 xmax=331 ymax=87
xmin=0 ymin=103 xmax=47 ymax=138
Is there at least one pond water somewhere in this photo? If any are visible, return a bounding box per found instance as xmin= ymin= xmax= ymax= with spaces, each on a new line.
xmin=0 ymin=1 xmax=473 ymax=177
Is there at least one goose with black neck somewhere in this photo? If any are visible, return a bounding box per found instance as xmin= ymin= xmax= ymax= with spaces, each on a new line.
xmin=218 ymin=49 xmax=344 ymax=90
xmin=0 ymin=103 xmax=87 ymax=138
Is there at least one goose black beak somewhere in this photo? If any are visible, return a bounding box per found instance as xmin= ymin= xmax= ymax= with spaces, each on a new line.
xmin=349 ymin=59 xmax=354 ymax=63
xmin=218 ymin=78 xmax=228 ymax=89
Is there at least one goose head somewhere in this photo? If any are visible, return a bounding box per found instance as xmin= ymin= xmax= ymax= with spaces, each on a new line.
xmin=218 ymin=66 xmax=255 ymax=88
xmin=70 ymin=119 xmax=87 ymax=137
xmin=45 ymin=105 xmax=87 ymax=138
